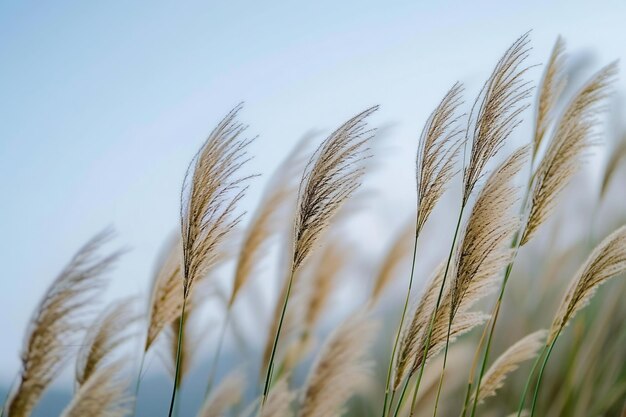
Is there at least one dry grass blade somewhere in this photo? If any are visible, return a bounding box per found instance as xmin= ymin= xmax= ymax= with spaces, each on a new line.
xmin=416 ymin=82 xmax=465 ymax=234
xmin=463 ymin=33 xmax=533 ymax=205
xmin=6 ymin=230 xmax=120 ymax=417
xmin=370 ymin=222 xmax=414 ymax=305
xmin=197 ymin=370 xmax=245 ymax=417
xmin=76 ymin=298 xmax=136 ymax=387
xmin=61 ymin=361 xmax=130 ymax=417
xmin=300 ymin=312 xmax=379 ymax=417
xmin=451 ymin=147 xmax=528 ymax=317
xmin=393 ymin=262 xmax=446 ymax=390
xmin=180 ymin=103 xmax=255 ymax=300
xmin=228 ymin=135 xmax=309 ymax=307
xmin=145 ymin=237 xmax=183 ymax=352
xmin=600 ymin=133 xmax=626 ymax=199
xmin=475 ymin=330 xmax=547 ymax=403
xmin=521 ymin=62 xmax=618 ymax=245
xmin=533 ymin=36 xmax=567 ymax=160
xmin=549 ymin=225 xmax=626 ymax=342
xmin=292 ymin=106 xmax=378 ymax=270
xmin=260 ymin=377 xmax=296 ymax=417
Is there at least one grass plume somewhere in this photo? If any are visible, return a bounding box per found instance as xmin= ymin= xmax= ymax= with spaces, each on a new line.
xmin=6 ymin=231 xmax=120 ymax=417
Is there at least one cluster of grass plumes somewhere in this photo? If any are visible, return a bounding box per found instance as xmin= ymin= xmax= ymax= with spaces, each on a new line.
xmin=3 ymin=33 xmax=626 ymax=417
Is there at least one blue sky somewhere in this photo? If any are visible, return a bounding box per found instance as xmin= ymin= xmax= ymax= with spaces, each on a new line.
xmin=1 ymin=0 xmax=625 ymax=382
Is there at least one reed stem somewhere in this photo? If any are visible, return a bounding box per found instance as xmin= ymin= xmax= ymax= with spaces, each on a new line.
xmin=530 ymin=337 xmax=559 ymax=417
xmin=381 ymin=227 xmax=420 ymax=417
xmin=409 ymin=204 xmax=465 ymax=415
xmin=261 ymin=268 xmax=296 ymax=408
xmin=131 ymin=352 xmax=146 ymax=416
xmin=516 ymin=344 xmax=547 ymax=416
xmin=167 ymin=298 xmax=187 ymax=417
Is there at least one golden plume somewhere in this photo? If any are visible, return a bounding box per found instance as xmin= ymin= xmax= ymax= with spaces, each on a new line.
xmin=76 ymin=298 xmax=136 ymax=387
xmin=521 ymin=62 xmax=618 ymax=245
xmin=6 ymin=230 xmax=120 ymax=417
xmin=533 ymin=36 xmax=567 ymax=160
xmin=300 ymin=312 xmax=378 ymax=417
xmin=475 ymin=330 xmax=547 ymax=403
xmin=451 ymin=147 xmax=528 ymax=317
xmin=292 ymin=106 xmax=378 ymax=270
xmin=549 ymin=225 xmax=626 ymax=343
xmin=61 ymin=361 xmax=130 ymax=417
xmin=180 ymin=103 xmax=254 ymax=300
xmin=145 ymin=236 xmax=183 ymax=352
xmin=416 ymin=82 xmax=465 ymax=234
xmin=463 ymin=33 xmax=533 ymax=205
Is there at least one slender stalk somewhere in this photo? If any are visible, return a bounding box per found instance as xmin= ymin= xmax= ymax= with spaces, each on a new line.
xmin=381 ymin=226 xmax=420 ymax=417
xmin=431 ymin=317 xmax=453 ymax=417
xmin=205 ymin=309 xmax=231 ymax=396
xmin=530 ymin=337 xmax=559 ymax=417
xmin=467 ymin=261 xmax=516 ymax=417
xmin=408 ymin=205 xmax=465 ymax=416
xmin=392 ymin=376 xmax=412 ymax=417
xmin=464 ymin=169 xmax=533 ymax=416
xmin=261 ymin=269 xmax=296 ymax=408
xmin=167 ymin=298 xmax=188 ymax=417
xmin=517 ymin=345 xmax=548 ymax=416
xmin=131 ymin=352 xmax=147 ymax=416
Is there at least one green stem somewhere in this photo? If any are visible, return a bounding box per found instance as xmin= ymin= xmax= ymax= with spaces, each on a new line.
xmin=261 ymin=268 xmax=296 ymax=408
xmin=381 ymin=230 xmax=420 ymax=417
xmin=468 ymin=270 xmax=510 ymax=417
xmin=431 ymin=318 xmax=453 ymax=417
xmin=530 ymin=338 xmax=558 ymax=417
xmin=467 ymin=169 xmax=533 ymax=416
xmin=205 ymin=309 xmax=231 ymax=396
xmin=392 ymin=376 xmax=411 ymax=417
xmin=516 ymin=345 xmax=547 ymax=416
xmin=131 ymin=352 xmax=147 ymax=416
xmin=409 ymin=205 xmax=465 ymax=414
xmin=167 ymin=298 xmax=188 ymax=417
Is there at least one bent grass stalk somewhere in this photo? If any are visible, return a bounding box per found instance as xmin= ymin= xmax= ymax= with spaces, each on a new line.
xmin=381 ymin=222 xmax=419 ymax=417
xmin=391 ymin=205 xmax=465 ymax=417
xmin=261 ymin=269 xmax=296 ymax=408
xmin=529 ymin=335 xmax=559 ymax=417
xmin=167 ymin=299 xmax=187 ymax=417
xmin=467 ymin=217 xmax=528 ymax=417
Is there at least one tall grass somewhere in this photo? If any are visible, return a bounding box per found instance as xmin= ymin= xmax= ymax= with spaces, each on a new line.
xmin=3 ymin=33 xmax=626 ymax=417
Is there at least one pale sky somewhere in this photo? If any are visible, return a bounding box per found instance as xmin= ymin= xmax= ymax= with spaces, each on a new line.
xmin=1 ymin=0 xmax=625 ymax=382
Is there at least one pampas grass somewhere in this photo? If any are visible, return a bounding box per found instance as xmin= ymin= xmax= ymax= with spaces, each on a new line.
xmin=300 ymin=312 xmax=379 ymax=417
xmin=171 ymin=103 xmax=255 ymax=416
xmin=5 ymin=230 xmax=121 ymax=417
xmin=5 ymin=32 xmax=626 ymax=417
xmin=61 ymin=361 xmax=130 ymax=417
xmin=522 ymin=62 xmax=618 ymax=245
xmin=76 ymin=298 xmax=136 ymax=387
xmin=474 ymin=330 xmax=546 ymax=404
xmin=382 ymin=81 xmax=465 ymax=417
xmin=523 ymin=225 xmax=626 ymax=417
xmin=261 ymin=106 xmax=377 ymax=405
